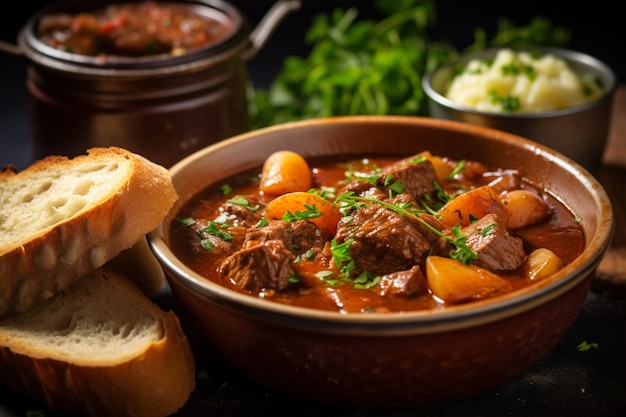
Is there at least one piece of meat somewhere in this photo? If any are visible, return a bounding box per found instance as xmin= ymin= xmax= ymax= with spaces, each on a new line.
xmin=463 ymin=213 xmax=526 ymax=272
xmin=219 ymin=219 xmax=330 ymax=292
xmin=220 ymin=239 xmax=295 ymax=292
xmin=377 ymin=265 xmax=426 ymax=297
xmin=242 ymin=219 xmax=329 ymax=256
xmin=335 ymin=202 xmax=439 ymax=276
xmin=379 ymin=155 xmax=438 ymax=199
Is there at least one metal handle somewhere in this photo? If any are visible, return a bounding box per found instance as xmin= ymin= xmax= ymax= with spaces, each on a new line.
xmin=244 ymin=0 xmax=301 ymax=61
xmin=0 ymin=39 xmax=23 ymax=58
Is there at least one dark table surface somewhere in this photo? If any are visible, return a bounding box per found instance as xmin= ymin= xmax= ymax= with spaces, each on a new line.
xmin=1 ymin=1 xmax=625 ymax=416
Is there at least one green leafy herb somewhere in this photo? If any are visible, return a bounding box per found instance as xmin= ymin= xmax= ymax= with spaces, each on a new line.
xmin=353 ymin=270 xmax=382 ymax=289
xmin=227 ymin=196 xmax=259 ymax=211
xmin=478 ymin=223 xmax=497 ymax=236
xmin=176 ymin=216 xmax=196 ymax=226
xmin=282 ymin=204 xmax=323 ymax=222
xmin=330 ymin=238 xmax=355 ymax=269
xmin=387 ymin=178 xmax=406 ymax=196
xmin=200 ymin=239 xmax=215 ymax=251
xmin=288 ymin=269 xmax=302 ymax=283
xmin=501 ymin=61 xmax=536 ymax=80
xmin=577 ymin=341 xmax=599 ymax=352
xmin=248 ymin=1 xmax=570 ymax=128
xmin=200 ymin=221 xmax=233 ymax=241
xmin=448 ymin=224 xmax=479 ymax=264
xmin=489 ymin=90 xmax=521 ymax=112
xmin=447 ymin=159 xmax=466 ymax=179
xmin=219 ymin=184 xmax=233 ymax=196
xmin=318 ymin=239 xmax=381 ymax=290
xmin=336 ymin=192 xmax=478 ymax=264
xmin=294 ymin=249 xmax=316 ymax=263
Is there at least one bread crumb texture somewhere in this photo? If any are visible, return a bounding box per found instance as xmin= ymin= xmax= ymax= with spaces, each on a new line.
xmin=0 ymin=268 xmax=164 ymax=363
xmin=0 ymin=158 xmax=127 ymax=249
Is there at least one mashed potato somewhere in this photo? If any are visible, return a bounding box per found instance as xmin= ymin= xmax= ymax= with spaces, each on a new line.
xmin=445 ymin=49 xmax=603 ymax=113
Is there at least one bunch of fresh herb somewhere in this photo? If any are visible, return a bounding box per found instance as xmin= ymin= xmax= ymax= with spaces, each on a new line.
xmin=248 ymin=0 xmax=570 ymax=129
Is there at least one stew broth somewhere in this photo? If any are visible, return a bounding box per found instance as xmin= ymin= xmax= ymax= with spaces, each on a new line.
xmin=170 ymin=153 xmax=584 ymax=313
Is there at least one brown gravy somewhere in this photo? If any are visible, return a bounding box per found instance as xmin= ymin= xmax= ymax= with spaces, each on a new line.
xmin=170 ymin=154 xmax=585 ymax=313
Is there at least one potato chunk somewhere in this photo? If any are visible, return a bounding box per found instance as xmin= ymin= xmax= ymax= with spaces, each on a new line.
xmin=426 ymin=256 xmax=513 ymax=304
xmin=501 ymin=189 xmax=551 ymax=230
xmin=524 ymin=248 xmax=563 ymax=281
xmin=260 ymin=150 xmax=313 ymax=195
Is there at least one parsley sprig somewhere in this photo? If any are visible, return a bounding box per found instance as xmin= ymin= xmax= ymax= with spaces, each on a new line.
xmin=195 ymin=221 xmax=234 ymax=251
xmin=227 ymin=195 xmax=260 ymax=211
xmin=335 ymin=191 xmax=478 ymax=264
xmin=282 ymin=204 xmax=322 ymax=222
xmin=315 ymin=238 xmax=381 ymax=289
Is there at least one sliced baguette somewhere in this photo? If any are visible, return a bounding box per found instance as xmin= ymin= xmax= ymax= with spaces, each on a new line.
xmin=0 ymin=147 xmax=178 ymax=317
xmin=0 ymin=265 xmax=196 ymax=417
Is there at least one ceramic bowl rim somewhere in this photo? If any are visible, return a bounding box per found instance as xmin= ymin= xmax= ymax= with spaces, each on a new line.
xmin=148 ymin=115 xmax=614 ymax=336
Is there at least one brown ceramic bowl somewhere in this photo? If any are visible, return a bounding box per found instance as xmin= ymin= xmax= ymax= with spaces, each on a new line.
xmin=148 ymin=116 xmax=613 ymax=408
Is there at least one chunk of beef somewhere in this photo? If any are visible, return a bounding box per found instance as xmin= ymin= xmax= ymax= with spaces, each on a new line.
xmin=379 ymin=156 xmax=437 ymax=199
xmin=335 ymin=203 xmax=439 ymax=276
xmin=219 ymin=219 xmax=330 ymax=292
xmin=377 ymin=265 xmax=426 ymax=297
xmin=218 ymin=194 xmax=265 ymax=229
xmin=220 ymin=240 xmax=294 ymax=292
xmin=191 ymin=227 xmax=241 ymax=257
xmin=462 ymin=213 xmax=526 ymax=272
xmin=192 ymin=194 xmax=265 ymax=257
xmin=243 ymin=219 xmax=329 ymax=256
xmin=339 ymin=181 xmax=388 ymax=200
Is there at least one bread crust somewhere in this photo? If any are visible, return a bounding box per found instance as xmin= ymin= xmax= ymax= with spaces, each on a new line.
xmin=0 ymin=266 xmax=196 ymax=417
xmin=0 ymin=147 xmax=178 ymax=317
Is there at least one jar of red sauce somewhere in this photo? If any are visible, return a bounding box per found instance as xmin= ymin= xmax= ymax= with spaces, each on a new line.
xmin=7 ymin=0 xmax=300 ymax=167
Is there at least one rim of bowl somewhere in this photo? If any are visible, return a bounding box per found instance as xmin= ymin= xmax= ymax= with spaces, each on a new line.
xmin=422 ymin=46 xmax=617 ymax=119
xmin=148 ymin=115 xmax=614 ymax=336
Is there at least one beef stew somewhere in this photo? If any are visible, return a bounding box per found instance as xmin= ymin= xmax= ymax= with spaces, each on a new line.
xmin=169 ymin=151 xmax=584 ymax=313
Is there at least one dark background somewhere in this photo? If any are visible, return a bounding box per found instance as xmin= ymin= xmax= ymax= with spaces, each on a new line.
xmin=1 ymin=0 xmax=623 ymax=170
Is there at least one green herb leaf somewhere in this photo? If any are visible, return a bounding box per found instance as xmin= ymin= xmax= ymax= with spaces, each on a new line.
xmin=577 ymin=341 xmax=599 ymax=352
xmin=176 ymin=216 xmax=196 ymax=226
xmin=227 ymin=195 xmax=259 ymax=211
xmin=200 ymin=221 xmax=233 ymax=241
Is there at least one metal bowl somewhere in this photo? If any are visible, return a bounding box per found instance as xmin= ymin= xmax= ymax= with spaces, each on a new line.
xmin=148 ymin=116 xmax=613 ymax=408
xmin=422 ymin=47 xmax=616 ymax=172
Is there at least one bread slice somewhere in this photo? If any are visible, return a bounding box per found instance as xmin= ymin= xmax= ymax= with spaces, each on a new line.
xmin=0 ymin=147 xmax=178 ymax=317
xmin=0 ymin=265 xmax=196 ymax=417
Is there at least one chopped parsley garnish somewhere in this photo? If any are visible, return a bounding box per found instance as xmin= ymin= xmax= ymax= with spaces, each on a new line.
xmin=336 ymin=192 xmax=478 ymax=265
xmin=385 ymin=176 xmax=406 ymax=196
xmin=219 ymin=184 xmax=233 ymax=196
xmin=256 ymin=218 xmax=269 ymax=228
xmin=448 ymin=159 xmax=466 ymax=179
xmin=501 ymin=61 xmax=536 ymax=80
xmin=489 ymin=90 xmax=521 ymax=112
xmin=449 ymin=224 xmax=478 ymax=264
xmin=478 ymin=223 xmax=497 ymax=236
xmin=314 ymin=237 xmax=382 ymax=289
xmin=200 ymin=221 xmax=233 ymax=241
xmin=288 ymin=270 xmax=302 ymax=283
xmin=227 ymin=195 xmax=259 ymax=211
xmin=282 ymin=204 xmax=323 ymax=222
xmin=577 ymin=341 xmax=599 ymax=352
xmin=176 ymin=216 xmax=196 ymax=226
